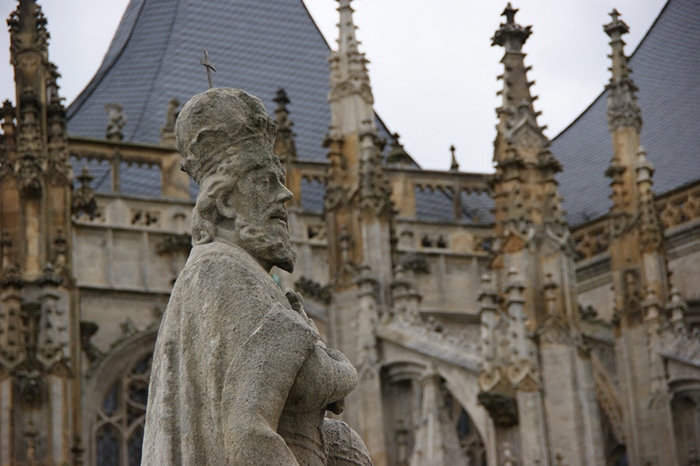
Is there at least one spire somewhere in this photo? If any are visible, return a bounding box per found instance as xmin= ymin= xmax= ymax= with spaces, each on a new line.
xmin=604 ymin=9 xmax=641 ymax=132
xmin=7 ymin=1 xmax=50 ymax=99
xmin=492 ymin=3 xmax=547 ymax=160
xmin=326 ymin=0 xmax=391 ymax=218
xmin=7 ymin=0 xmax=69 ymax=187
xmin=604 ymin=10 xmax=670 ymax=310
xmin=492 ymin=3 xmax=531 ymax=53
xmin=337 ymin=0 xmax=361 ymax=60
xmin=328 ymin=0 xmax=374 ymax=135
xmin=490 ymin=4 xmax=563 ymax=240
xmin=272 ymin=88 xmax=297 ymax=162
xmin=449 ymin=145 xmax=459 ymax=171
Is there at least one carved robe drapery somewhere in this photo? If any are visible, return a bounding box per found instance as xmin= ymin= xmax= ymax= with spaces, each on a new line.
xmin=142 ymin=241 xmax=362 ymax=465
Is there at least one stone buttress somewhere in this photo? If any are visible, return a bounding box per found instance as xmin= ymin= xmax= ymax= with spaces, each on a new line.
xmin=477 ymin=4 xmax=606 ymax=465
xmin=1 ymin=1 xmax=83 ymax=464
xmin=604 ymin=9 xmax=692 ymax=466
xmin=323 ymin=1 xmax=395 ymax=464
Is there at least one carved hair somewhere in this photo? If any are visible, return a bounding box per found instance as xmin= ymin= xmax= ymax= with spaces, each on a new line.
xmin=190 ymin=145 xmax=265 ymax=245
xmin=191 ymin=169 xmax=232 ymax=245
xmin=176 ymin=88 xmax=277 ymax=245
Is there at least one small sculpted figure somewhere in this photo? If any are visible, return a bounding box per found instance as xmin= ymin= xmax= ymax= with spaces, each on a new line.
xmin=105 ymin=103 xmax=126 ymax=141
xmin=142 ymin=88 xmax=372 ymax=465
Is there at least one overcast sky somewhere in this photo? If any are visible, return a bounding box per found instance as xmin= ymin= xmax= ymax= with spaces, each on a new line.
xmin=0 ymin=0 xmax=666 ymax=173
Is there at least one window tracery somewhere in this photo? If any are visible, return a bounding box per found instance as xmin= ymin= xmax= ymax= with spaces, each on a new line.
xmin=94 ymin=354 xmax=151 ymax=466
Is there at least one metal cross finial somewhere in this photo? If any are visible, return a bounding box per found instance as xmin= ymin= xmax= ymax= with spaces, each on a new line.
xmin=200 ymin=50 xmax=216 ymax=89
xmin=609 ymin=8 xmax=621 ymax=23
xmin=450 ymin=145 xmax=459 ymax=171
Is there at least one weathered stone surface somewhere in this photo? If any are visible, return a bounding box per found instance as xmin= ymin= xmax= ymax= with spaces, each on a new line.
xmin=142 ymin=88 xmax=371 ymax=465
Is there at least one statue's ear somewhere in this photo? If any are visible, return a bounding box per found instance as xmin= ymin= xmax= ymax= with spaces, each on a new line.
xmin=216 ymin=194 xmax=237 ymax=219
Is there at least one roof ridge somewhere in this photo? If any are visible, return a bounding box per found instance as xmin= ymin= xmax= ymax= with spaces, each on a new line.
xmin=128 ymin=0 xmax=182 ymax=140
xmin=300 ymin=0 xmax=331 ymax=52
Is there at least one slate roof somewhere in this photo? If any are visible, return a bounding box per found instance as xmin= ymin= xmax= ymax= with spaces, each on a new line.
xmin=66 ymin=0 xmax=491 ymax=224
xmin=67 ymin=0 xmax=336 ymax=163
xmin=552 ymin=0 xmax=700 ymax=226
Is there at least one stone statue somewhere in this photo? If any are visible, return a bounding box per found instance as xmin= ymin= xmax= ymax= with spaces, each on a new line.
xmin=142 ymin=88 xmax=372 ymax=465
xmin=105 ymin=103 xmax=126 ymax=141
xmin=161 ymin=98 xmax=180 ymax=135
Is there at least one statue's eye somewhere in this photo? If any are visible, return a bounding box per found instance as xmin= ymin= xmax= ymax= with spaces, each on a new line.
xmin=267 ymin=173 xmax=277 ymax=188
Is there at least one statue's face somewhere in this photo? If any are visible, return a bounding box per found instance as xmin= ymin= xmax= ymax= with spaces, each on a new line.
xmin=226 ymin=150 xmax=297 ymax=273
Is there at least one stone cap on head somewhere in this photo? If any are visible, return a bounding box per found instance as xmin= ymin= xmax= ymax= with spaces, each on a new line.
xmin=175 ymin=88 xmax=276 ymax=185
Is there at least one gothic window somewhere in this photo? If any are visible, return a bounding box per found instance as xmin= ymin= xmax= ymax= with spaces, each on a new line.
xmin=94 ymin=355 xmax=151 ymax=466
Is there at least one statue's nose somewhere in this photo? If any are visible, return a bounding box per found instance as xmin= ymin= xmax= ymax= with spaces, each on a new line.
xmin=277 ymin=184 xmax=293 ymax=204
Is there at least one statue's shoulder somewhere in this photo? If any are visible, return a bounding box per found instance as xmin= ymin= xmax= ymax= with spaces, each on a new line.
xmin=181 ymin=242 xmax=273 ymax=294
xmin=188 ymin=241 xmax=257 ymax=272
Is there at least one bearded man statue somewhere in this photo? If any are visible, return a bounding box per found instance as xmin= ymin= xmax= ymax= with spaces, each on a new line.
xmin=142 ymin=88 xmax=372 ymax=466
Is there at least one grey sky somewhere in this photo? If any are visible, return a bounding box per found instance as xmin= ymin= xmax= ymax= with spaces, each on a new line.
xmin=1 ymin=0 xmax=666 ymax=172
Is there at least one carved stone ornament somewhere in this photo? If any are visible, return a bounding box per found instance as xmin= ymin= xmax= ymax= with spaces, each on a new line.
xmin=478 ymin=364 xmax=505 ymax=393
xmin=606 ymin=80 xmax=642 ymax=132
xmin=52 ymin=229 xmax=68 ymax=276
xmin=160 ymin=98 xmax=180 ymax=136
xmin=545 ymin=221 xmax=571 ymax=251
xmin=324 ymin=183 xmax=345 ymax=212
xmin=105 ymin=103 xmax=127 ymax=141
xmin=156 ymin=233 xmax=192 ymax=256
xmin=639 ymin=222 xmax=663 ymax=253
xmin=501 ymin=441 xmax=518 ymax=466
xmin=16 ymin=369 xmax=43 ymax=405
xmin=390 ymin=267 xmax=422 ymax=319
xmin=329 ymin=80 xmax=374 ymax=105
xmin=16 ymin=153 xmax=43 ymax=197
xmin=323 ymin=133 xmax=346 ymax=213
xmin=272 ymin=88 xmax=298 ymax=162
xmin=506 ymin=358 xmax=540 ymax=392
xmin=537 ymin=317 xmax=571 ymax=345
xmin=491 ymin=3 xmax=532 ymax=50
xmin=71 ymin=166 xmax=101 ymax=220
xmin=504 ymin=217 xmax=536 ymax=248
xmin=0 ymin=271 xmax=26 ymax=372
xmin=294 ymin=276 xmax=332 ymax=305
xmin=397 ymin=253 xmax=430 ymax=274
xmin=358 ymin=148 xmax=393 ymax=216
xmin=79 ymin=321 xmax=103 ymax=363
xmin=508 ymin=118 xmax=546 ymax=151
xmin=477 ymin=390 xmax=518 ymax=427
xmin=538 ymin=274 xmax=572 ymax=344
xmin=610 ymin=211 xmax=635 ymax=237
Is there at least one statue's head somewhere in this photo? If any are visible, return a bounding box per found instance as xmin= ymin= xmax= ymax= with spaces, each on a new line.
xmin=176 ymin=88 xmax=296 ymax=273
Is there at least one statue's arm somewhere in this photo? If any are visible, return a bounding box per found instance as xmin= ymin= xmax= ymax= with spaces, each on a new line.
xmin=221 ymin=306 xmax=318 ymax=464
xmin=286 ymin=288 xmax=358 ymax=411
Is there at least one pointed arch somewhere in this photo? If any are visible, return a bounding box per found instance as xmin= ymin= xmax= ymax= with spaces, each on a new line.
xmin=379 ymin=359 xmax=492 ymax=465
xmin=83 ymin=328 xmax=157 ymax=466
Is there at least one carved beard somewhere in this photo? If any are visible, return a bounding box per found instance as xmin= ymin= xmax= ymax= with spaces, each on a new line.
xmin=234 ymin=216 xmax=297 ymax=273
